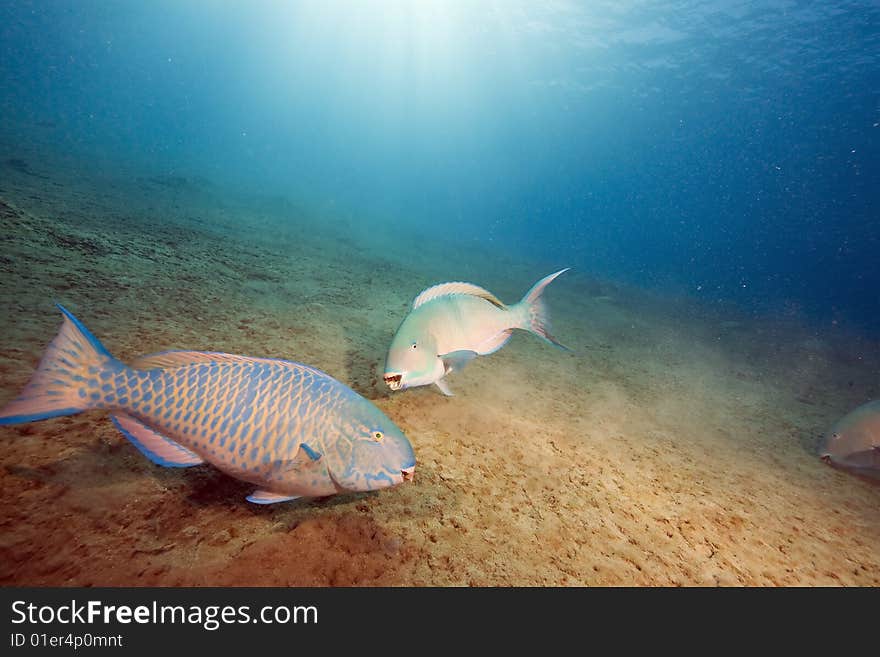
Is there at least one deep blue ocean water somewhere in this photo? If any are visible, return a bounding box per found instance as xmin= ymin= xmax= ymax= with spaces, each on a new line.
xmin=1 ymin=1 xmax=877 ymax=330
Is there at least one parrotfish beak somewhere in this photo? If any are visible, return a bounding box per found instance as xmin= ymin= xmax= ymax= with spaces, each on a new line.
xmin=401 ymin=466 xmax=415 ymax=482
xmin=384 ymin=373 xmax=403 ymax=391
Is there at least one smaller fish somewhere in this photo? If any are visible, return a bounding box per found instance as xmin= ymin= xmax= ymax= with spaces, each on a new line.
xmin=384 ymin=269 xmax=569 ymax=395
xmin=822 ymin=400 xmax=880 ymax=478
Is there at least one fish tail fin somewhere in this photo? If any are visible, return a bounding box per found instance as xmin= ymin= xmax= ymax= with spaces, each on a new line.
xmin=515 ymin=268 xmax=570 ymax=350
xmin=0 ymin=304 xmax=123 ymax=425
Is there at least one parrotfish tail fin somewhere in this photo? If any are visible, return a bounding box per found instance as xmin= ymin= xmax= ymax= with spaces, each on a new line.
xmin=0 ymin=304 xmax=122 ymax=425
xmin=516 ymin=268 xmax=571 ymax=351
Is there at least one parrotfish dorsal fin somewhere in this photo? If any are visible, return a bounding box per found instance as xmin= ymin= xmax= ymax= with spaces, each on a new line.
xmin=111 ymin=412 xmax=204 ymax=468
xmin=131 ymin=350 xmax=268 ymax=370
xmin=412 ymin=282 xmax=506 ymax=310
xmin=130 ymin=350 xmax=327 ymax=377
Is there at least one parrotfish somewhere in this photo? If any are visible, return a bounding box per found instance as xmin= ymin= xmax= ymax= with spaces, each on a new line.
xmin=384 ymin=269 xmax=569 ymax=395
xmin=822 ymin=400 xmax=880 ymax=478
xmin=0 ymin=305 xmax=416 ymax=503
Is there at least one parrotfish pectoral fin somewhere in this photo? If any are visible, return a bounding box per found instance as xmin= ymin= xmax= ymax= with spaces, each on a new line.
xmin=440 ymin=350 xmax=478 ymax=374
xmin=517 ymin=269 xmax=571 ymax=351
xmin=265 ymin=444 xmax=326 ymax=480
xmin=299 ymin=442 xmax=322 ymax=461
xmin=246 ymin=490 xmax=301 ymax=505
xmin=111 ymin=413 xmax=204 ymax=468
xmin=0 ymin=304 xmax=123 ymax=425
xmin=435 ymin=379 xmax=454 ymax=396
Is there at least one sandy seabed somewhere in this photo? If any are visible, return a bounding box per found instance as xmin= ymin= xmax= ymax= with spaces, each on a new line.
xmin=0 ymin=138 xmax=878 ymax=586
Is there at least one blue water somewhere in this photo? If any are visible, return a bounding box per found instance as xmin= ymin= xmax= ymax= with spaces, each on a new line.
xmin=1 ymin=1 xmax=877 ymax=330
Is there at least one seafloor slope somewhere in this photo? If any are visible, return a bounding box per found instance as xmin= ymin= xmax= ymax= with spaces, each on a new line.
xmin=0 ymin=143 xmax=878 ymax=586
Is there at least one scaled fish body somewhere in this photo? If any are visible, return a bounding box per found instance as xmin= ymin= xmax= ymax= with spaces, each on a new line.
xmin=822 ymin=400 xmax=880 ymax=478
xmin=0 ymin=305 xmax=415 ymax=504
xmin=384 ymin=269 xmax=569 ymax=395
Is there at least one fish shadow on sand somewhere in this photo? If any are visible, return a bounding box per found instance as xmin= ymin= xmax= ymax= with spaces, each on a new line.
xmin=176 ymin=453 xmax=444 ymax=517
xmin=824 ymin=464 xmax=880 ymax=487
xmin=5 ymin=445 xmax=144 ymax=489
xmin=244 ymin=491 xmax=374 ymax=518
xmin=174 ymin=464 xmax=401 ymax=513
xmin=163 ymin=466 xmax=253 ymax=506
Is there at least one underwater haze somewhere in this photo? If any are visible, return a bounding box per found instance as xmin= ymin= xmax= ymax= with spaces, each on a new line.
xmin=1 ymin=2 xmax=880 ymax=587
xmin=2 ymin=0 xmax=878 ymax=329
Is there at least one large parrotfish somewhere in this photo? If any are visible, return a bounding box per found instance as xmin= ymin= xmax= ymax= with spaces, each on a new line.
xmin=0 ymin=305 xmax=415 ymax=504
xmin=383 ymin=269 xmax=569 ymax=396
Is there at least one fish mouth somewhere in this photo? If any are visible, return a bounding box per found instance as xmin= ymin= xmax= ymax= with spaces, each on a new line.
xmin=401 ymin=466 xmax=415 ymax=482
xmin=384 ymin=373 xmax=403 ymax=390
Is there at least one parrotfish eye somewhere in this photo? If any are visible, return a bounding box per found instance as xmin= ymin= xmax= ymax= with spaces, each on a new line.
xmin=411 ymin=343 xmax=417 ymax=349
xmin=374 ymin=431 xmax=384 ymax=442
